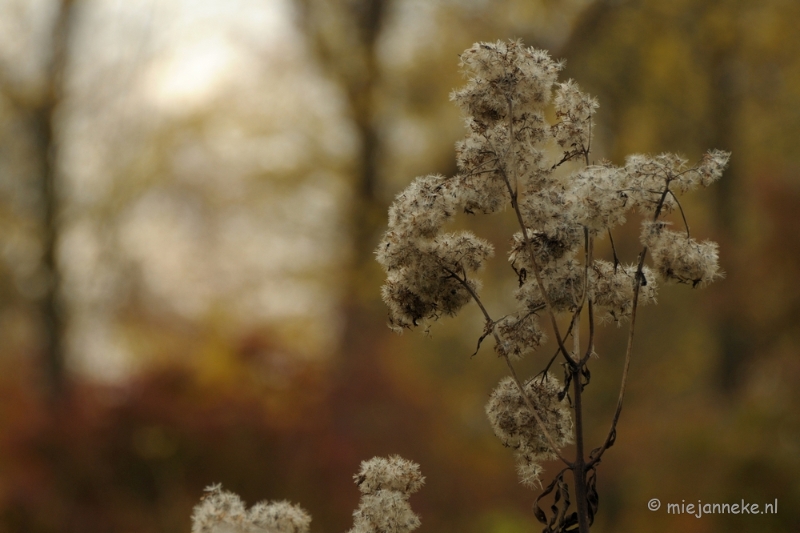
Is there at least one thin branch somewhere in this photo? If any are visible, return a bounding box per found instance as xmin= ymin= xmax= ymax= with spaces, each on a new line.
xmin=502 ymin=97 xmax=573 ymax=368
xmin=589 ymin=181 xmax=673 ymax=466
xmin=582 ymin=233 xmax=595 ymax=364
xmin=652 ymin=182 xmax=672 ymax=220
xmin=607 ymin=229 xmax=620 ymax=272
xmin=538 ymin=350 xmax=561 ymax=383
xmin=668 ymin=190 xmax=691 ymax=238
xmin=444 ymin=267 xmax=494 ymax=325
xmin=537 ymin=312 xmax=580 ymax=384
xmin=587 ymin=246 xmax=647 ymax=467
xmin=503 ymin=355 xmax=573 ymax=467
xmin=585 ymin=113 xmax=593 ymax=166
xmin=550 ymin=149 xmax=583 ymax=171
xmin=443 ymin=265 xmax=572 ymax=467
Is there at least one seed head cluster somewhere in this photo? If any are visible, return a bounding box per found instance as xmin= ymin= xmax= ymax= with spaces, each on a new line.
xmin=377 ymin=38 xmax=727 ymax=345
xmin=376 ymin=173 xmax=495 ymax=331
xmin=642 ymin=221 xmax=723 ymax=286
xmin=485 ymin=375 xmax=573 ymax=486
xmin=590 ymin=260 xmax=658 ymax=323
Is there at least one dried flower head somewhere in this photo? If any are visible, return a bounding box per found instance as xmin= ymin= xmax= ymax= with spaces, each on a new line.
xmin=349 ymin=456 xmax=424 ymax=533
xmin=571 ymin=163 xmax=630 ymax=233
xmin=249 ymin=501 xmax=313 ymax=533
xmin=354 ymin=455 xmax=425 ymax=496
xmin=485 ymin=376 xmax=573 ymax=487
xmin=515 ymin=450 xmax=546 ymax=488
xmin=379 ymin=231 xmax=492 ymax=331
xmin=450 ymin=40 xmax=562 ymax=125
xmin=386 ymin=175 xmax=460 ymax=239
xmin=590 ymin=260 xmax=657 ymax=323
xmin=494 ymin=312 xmax=547 ymax=360
xmin=642 ymin=222 xmax=723 ymax=286
xmin=552 ymin=80 xmax=599 ymax=153
xmin=515 ymin=258 xmax=584 ymax=313
xmin=349 ymin=491 xmax=421 ymax=533
xmin=485 ymin=376 xmax=573 ymax=456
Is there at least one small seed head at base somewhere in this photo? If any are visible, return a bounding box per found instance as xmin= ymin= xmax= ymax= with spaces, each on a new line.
xmin=191 ymin=485 xmax=310 ymax=533
xmin=349 ymin=457 xmax=424 ymax=533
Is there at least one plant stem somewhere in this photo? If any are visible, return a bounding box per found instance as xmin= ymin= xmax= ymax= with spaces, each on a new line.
xmin=444 ymin=265 xmax=572 ymax=466
xmin=572 ymin=363 xmax=590 ymax=533
xmin=591 ymin=181 xmax=671 ymax=466
xmin=502 ymin=98 xmax=573 ymax=367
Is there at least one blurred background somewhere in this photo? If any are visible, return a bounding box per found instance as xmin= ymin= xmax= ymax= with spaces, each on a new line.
xmin=1 ymin=0 xmax=799 ymax=532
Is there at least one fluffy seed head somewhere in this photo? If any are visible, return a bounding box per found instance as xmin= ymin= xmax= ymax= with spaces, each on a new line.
xmin=485 ymin=375 xmax=573 ymax=457
xmin=349 ymin=491 xmax=421 ymax=533
xmin=354 ymin=456 xmax=425 ymax=496
xmin=552 ymin=80 xmax=598 ymax=152
xmin=642 ymin=222 xmax=723 ymax=287
xmin=590 ymin=260 xmax=657 ymax=323
xmin=451 ymin=40 xmax=562 ymax=126
xmin=494 ymin=312 xmax=546 ymax=360
xmin=349 ymin=457 xmax=424 ymax=533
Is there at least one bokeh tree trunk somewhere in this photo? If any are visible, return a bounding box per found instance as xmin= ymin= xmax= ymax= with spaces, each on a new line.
xmin=31 ymin=0 xmax=75 ymax=404
xmin=295 ymin=0 xmax=391 ymax=368
xmin=706 ymin=47 xmax=748 ymax=393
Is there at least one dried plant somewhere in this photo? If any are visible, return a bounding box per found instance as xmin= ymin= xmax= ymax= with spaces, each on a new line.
xmin=190 ymin=39 xmax=727 ymax=533
xmin=375 ymin=39 xmax=728 ymax=533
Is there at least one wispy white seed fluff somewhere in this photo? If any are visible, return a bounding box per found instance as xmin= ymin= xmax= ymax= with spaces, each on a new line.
xmin=514 ymin=258 xmax=585 ymax=313
xmin=387 ymin=175 xmax=460 ymax=239
xmin=515 ymin=450 xmax=545 ymax=488
xmin=494 ymin=312 xmax=547 ymax=360
xmin=248 ymin=501 xmax=312 ymax=533
xmin=451 ymin=40 xmax=562 ymax=126
xmin=571 ymin=163 xmax=631 ymax=233
xmin=519 ymin=188 xmax=583 ymax=261
xmin=641 ymin=222 xmax=723 ymax=286
xmin=622 ymin=151 xmax=729 ymax=214
xmin=696 ymin=149 xmax=731 ymax=187
xmin=349 ymin=491 xmax=421 ymax=533
xmin=354 ymin=456 xmax=425 ymax=496
xmin=590 ymin=260 xmax=657 ymax=323
xmin=552 ymin=80 xmax=599 ymax=153
xmin=378 ymin=231 xmax=492 ymax=331
xmin=670 ymin=149 xmax=732 ymax=193
xmin=485 ymin=375 xmax=573 ymax=487
xmin=488 ymin=377 xmax=572 ymax=452
xmin=623 ymin=153 xmax=682 ymax=214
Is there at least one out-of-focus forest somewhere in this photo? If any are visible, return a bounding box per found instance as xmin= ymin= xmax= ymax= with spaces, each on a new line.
xmin=1 ymin=0 xmax=799 ymax=532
